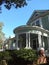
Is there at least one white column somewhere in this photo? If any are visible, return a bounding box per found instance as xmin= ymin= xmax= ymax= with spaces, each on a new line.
xmin=40 ymin=18 xmax=43 ymax=28
xmin=25 ymin=33 xmax=29 ymax=48
xmin=28 ymin=33 xmax=31 ymax=49
xmin=16 ymin=35 xmax=19 ymax=50
xmin=7 ymin=39 xmax=11 ymax=49
xmin=42 ymin=35 xmax=45 ymax=48
xmin=38 ymin=34 xmax=42 ymax=47
xmin=29 ymin=33 xmax=30 ymax=48
xmin=47 ymin=36 xmax=49 ymax=49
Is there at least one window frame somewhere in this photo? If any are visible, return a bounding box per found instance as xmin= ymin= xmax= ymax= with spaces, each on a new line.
xmin=35 ymin=20 xmax=40 ymax=26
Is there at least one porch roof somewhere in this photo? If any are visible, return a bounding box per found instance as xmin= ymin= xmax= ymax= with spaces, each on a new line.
xmin=13 ymin=25 xmax=49 ymax=34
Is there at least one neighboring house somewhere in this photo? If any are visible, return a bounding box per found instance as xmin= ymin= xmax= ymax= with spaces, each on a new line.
xmin=4 ymin=37 xmax=16 ymax=50
xmin=13 ymin=10 xmax=49 ymax=50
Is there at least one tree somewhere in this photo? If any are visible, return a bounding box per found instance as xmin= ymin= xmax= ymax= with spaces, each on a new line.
xmin=0 ymin=0 xmax=29 ymax=13
xmin=0 ymin=22 xmax=5 ymax=49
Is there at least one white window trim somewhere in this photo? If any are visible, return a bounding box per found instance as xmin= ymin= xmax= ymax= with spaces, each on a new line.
xmin=31 ymin=18 xmax=43 ymax=27
xmin=39 ymin=18 xmax=43 ymax=28
xmin=48 ymin=15 xmax=49 ymax=22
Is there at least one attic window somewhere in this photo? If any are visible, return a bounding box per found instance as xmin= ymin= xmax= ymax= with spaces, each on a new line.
xmin=35 ymin=13 xmax=39 ymax=16
xmin=36 ymin=20 xmax=40 ymax=26
xmin=32 ymin=22 xmax=35 ymax=26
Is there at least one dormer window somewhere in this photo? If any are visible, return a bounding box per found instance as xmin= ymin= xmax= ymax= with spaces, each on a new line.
xmin=32 ymin=22 xmax=35 ymax=26
xmin=35 ymin=13 xmax=39 ymax=16
xmin=31 ymin=19 xmax=41 ymax=27
xmin=36 ymin=20 xmax=40 ymax=27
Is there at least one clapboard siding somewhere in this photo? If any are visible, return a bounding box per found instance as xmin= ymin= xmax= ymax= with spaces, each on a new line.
xmin=42 ymin=15 xmax=49 ymax=30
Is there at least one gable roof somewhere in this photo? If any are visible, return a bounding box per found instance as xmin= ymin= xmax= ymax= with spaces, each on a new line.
xmin=27 ymin=10 xmax=49 ymax=25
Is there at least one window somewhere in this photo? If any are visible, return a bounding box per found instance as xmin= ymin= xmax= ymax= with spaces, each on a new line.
xmin=35 ymin=13 xmax=39 ymax=16
xmin=36 ymin=20 xmax=40 ymax=26
xmin=32 ymin=22 xmax=35 ymax=26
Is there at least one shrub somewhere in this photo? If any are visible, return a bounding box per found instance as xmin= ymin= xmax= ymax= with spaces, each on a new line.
xmin=0 ymin=49 xmax=37 ymax=64
xmin=2 ymin=51 xmax=12 ymax=61
xmin=13 ymin=49 xmax=37 ymax=61
xmin=0 ymin=52 xmax=3 ymax=60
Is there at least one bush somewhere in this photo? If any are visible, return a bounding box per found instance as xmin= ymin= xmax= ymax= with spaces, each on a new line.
xmin=0 ymin=52 xmax=3 ymax=60
xmin=12 ymin=49 xmax=37 ymax=61
xmin=0 ymin=49 xmax=37 ymax=65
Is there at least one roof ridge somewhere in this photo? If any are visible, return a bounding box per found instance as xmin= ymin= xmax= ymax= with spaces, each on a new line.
xmin=34 ymin=10 xmax=49 ymax=12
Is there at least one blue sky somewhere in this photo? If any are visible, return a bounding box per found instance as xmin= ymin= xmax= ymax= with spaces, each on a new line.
xmin=0 ymin=0 xmax=49 ymax=38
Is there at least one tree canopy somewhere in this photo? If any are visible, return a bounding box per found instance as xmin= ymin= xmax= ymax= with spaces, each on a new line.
xmin=0 ymin=0 xmax=29 ymax=13
xmin=0 ymin=22 xmax=5 ymax=49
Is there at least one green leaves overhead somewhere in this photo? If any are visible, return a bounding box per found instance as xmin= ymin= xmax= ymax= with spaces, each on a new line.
xmin=0 ymin=0 xmax=27 ymax=10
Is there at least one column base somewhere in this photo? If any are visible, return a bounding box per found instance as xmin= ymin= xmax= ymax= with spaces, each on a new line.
xmin=16 ymin=47 xmax=20 ymax=50
xmin=25 ymin=47 xmax=32 ymax=49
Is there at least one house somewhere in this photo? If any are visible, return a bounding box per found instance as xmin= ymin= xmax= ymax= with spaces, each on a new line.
xmin=3 ymin=37 xmax=16 ymax=50
xmin=13 ymin=10 xmax=49 ymax=50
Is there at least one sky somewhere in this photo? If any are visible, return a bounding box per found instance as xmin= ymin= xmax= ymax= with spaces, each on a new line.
xmin=0 ymin=0 xmax=49 ymax=38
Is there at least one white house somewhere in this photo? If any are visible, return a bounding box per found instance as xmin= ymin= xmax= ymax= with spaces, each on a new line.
xmin=13 ymin=10 xmax=49 ymax=50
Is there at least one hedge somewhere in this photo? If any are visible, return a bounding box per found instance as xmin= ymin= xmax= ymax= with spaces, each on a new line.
xmin=0 ymin=49 xmax=37 ymax=65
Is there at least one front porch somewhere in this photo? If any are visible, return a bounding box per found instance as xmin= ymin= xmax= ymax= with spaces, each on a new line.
xmin=15 ymin=33 xmax=49 ymax=50
xmin=13 ymin=26 xmax=49 ymax=50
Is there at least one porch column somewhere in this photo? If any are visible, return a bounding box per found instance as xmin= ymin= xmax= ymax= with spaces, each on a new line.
xmin=42 ymin=34 xmax=45 ymax=48
xmin=26 ymin=33 xmax=29 ymax=48
xmin=47 ymin=36 xmax=49 ymax=49
xmin=38 ymin=34 xmax=42 ymax=47
xmin=28 ymin=33 xmax=31 ymax=49
xmin=16 ymin=34 xmax=19 ymax=50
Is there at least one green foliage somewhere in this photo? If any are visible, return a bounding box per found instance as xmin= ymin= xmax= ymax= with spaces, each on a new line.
xmin=0 ymin=0 xmax=28 ymax=11
xmin=0 ymin=51 xmax=12 ymax=61
xmin=0 ymin=22 xmax=5 ymax=49
xmin=0 ymin=52 xmax=3 ymax=60
xmin=13 ymin=49 xmax=37 ymax=61
xmin=2 ymin=51 xmax=12 ymax=61
xmin=0 ymin=49 xmax=37 ymax=62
